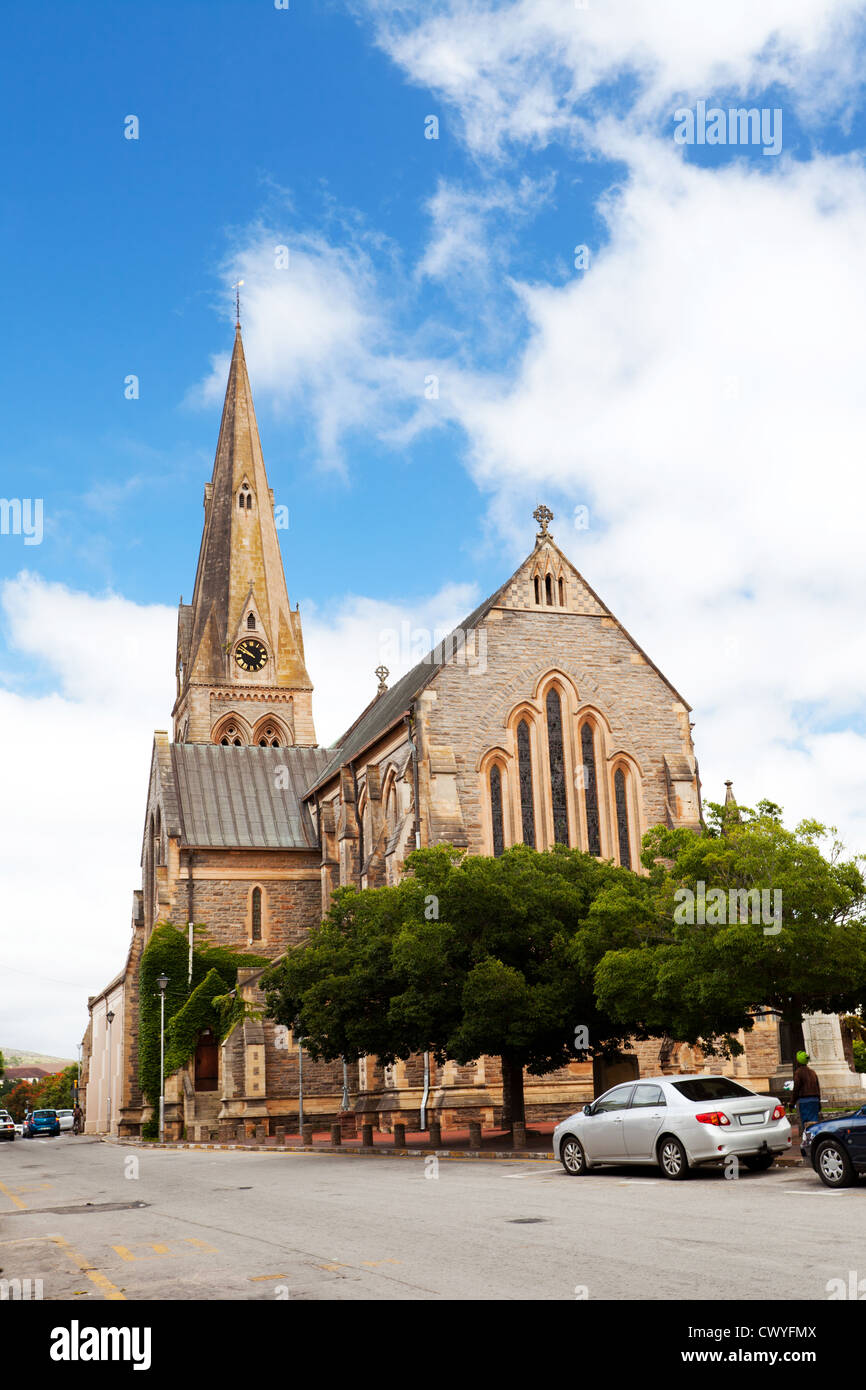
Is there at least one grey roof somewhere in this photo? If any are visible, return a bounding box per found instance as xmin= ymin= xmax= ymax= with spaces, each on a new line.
xmin=170 ymin=744 xmax=332 ymax=849
xmin=306 ymin=586 xmax=507 ymax=796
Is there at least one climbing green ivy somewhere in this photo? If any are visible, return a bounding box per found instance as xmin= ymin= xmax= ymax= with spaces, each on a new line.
xmin=138 ymin=923 xmax=268 ymax=1114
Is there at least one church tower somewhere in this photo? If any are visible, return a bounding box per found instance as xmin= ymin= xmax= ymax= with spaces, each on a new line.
xmin=172 ymin=324 xmax=316 ymax=747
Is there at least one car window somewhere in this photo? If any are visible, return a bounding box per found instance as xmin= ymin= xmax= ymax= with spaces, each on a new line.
xmin=631 ymin=1084 xmax=665 ymax=1108
xmin=593 ymin=1085 xmax=635 ymax=1113
xmin=34 ymin=1110 xmax=57 ymax=1117
xmin=671 ymin=1079 xmax=754 ymax=1103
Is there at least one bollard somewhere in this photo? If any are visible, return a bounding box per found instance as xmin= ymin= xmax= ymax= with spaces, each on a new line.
xmin=393 ymin=1122 xmax=406 ymax=1148
xmin=362 ymin=1123 xmax=374 ymax=1148
xmin=330 ymin=1123 xmax=342 ymax=1146
xmin=429 ymin=1121 xmax=442 ymax=1148
xmin=512 ymin=1121 xmax=526 ymax=1149
xmin=469 ymin=1120 xmax=482 ymax=1150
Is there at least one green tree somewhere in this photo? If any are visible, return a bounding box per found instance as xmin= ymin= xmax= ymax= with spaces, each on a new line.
xmin=594 ymin=801 xmax=866 ymax=1053
xmin=262 ymin=843 xmax=654 ymax=1127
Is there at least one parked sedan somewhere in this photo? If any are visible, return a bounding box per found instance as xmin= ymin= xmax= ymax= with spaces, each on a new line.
xmin=0 ymin=1115 xmax=15 ymax=1141
xmin=554 ymin=1075 xmax=792 ymax=1180
xmin=56 ymin=1109 xmax=74 ymax=1132
xmin=800 ymin=1106 xmax=866 ymax=1188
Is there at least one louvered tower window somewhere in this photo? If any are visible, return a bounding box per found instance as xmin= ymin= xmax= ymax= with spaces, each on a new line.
xmin=546 ymin=689 xmax=570 ymax=846
xmin=517 ymin=719 xmax=536 ymax=847
xmin=581 ymin=721 xmax=601 ymax=855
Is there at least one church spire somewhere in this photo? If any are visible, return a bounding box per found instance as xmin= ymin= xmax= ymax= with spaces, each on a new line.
xmin=172 ymin=325 xmax=316 ymax=747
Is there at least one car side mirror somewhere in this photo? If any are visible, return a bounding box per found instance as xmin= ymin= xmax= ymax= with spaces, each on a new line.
xmin=583 ymin=1104 xmax=594 ymax=1116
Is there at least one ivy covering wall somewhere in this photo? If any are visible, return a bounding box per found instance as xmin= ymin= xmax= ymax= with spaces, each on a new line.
xmin=138 ymin=923 xmax=268 ymax=1133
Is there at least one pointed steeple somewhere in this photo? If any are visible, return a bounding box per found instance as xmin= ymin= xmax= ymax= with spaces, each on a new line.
xmin=173 ymin=325 xmax=316 ymax=747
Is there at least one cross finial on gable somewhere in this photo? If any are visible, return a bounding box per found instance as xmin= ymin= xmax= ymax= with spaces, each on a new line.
xmin=375 ymin=664 xmax=389 ymax=694
xmin=533 ymin=503 xmax=554 ymax=540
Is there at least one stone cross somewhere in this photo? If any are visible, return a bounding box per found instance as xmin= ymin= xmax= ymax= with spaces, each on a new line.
xmin=375 ymin=664 xmax=389 ymax=693
xmin=533 ymin=503 xmax=554 ymax=539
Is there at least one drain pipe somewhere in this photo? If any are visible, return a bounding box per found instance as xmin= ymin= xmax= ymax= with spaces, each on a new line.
xmin=420 ymin=1050 xmax=430 ymax=1133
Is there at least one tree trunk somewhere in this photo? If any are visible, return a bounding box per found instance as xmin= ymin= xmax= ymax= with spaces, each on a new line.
xmin=500 ymin=1054 xmax=526 ymax=1129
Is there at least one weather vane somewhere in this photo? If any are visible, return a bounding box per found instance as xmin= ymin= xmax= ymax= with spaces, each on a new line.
xmin=232 ymin=279 xmax=245 ymax=327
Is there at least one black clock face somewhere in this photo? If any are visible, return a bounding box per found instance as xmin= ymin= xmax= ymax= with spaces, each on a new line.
xmin=234 ymin=638 xmax=268 ymax=672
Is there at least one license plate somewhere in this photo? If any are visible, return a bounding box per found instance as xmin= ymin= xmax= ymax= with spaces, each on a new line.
xmin=738 ymin=1113 xmax=765 ymax=1126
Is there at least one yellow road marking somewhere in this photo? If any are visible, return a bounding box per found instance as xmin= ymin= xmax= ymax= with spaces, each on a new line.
xmin=0 ymin=1180 xmax=27 ymax=1211
xmin=249 ymin=1273 xmax=289 ymax=1282
xmin=112 ymin=1237 xmax=219 ymax=1262
xmin=361 ymin=1258 xmax=401 ymax=1268
xmin=52 ymin=1236 xmax=125 ymax=1302
xmin=316 ymin=1262 xmax=346 ymax=1271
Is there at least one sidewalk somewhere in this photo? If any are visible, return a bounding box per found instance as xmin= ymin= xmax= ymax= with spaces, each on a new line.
xmin=108 ymin=1118 xmax=804 ymax=1166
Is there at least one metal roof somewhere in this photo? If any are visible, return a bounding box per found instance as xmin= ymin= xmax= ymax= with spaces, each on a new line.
xmin=170 ymin=744 xmax=331 ymax=849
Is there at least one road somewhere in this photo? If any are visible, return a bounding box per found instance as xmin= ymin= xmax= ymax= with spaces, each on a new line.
xmin=0 ymin=1136 xmax=862 ymax=1301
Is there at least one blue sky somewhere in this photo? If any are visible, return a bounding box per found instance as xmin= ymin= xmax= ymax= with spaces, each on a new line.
xmin=4 ymin=0 xmax=866 ymax=1054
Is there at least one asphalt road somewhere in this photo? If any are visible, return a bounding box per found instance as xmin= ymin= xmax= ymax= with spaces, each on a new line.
xmin=0 ymin=1136 xmax=862 ymax=1301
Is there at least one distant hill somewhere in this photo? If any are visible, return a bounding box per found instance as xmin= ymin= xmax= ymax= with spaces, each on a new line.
xmin=1 ymin=1048 xmax=76 ymax=1074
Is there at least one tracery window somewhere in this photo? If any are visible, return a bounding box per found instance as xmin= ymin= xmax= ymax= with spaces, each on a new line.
xmin=546 ymin=689 xmax=570 ymax=845
xmin=257 ymin=725 xmax=281 ymax=747
xmin=220 ymin=723 xmax=243 ymax=746
xmin=517 ymin=719 xmax=536 ymax=847
xmin=251 ymin=887 xmax=262 ymax=940
xmin=489 ymin=764 xmax=505 ymax=857
xmin=614 ymin=768 xmax=632 ymax=869
xmin=581 ymin=721 xmax=601 ymax=855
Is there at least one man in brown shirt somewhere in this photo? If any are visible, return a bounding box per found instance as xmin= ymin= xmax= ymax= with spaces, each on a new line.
xmin=791 ymin=1051 xmax=821 ymax=1130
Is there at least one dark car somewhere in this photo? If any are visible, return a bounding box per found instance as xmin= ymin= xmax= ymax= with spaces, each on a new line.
xmin=24 ymin=1109 xmax=61 ymax=1138
xmin=801 ymin=1105 xmax=866 ymax=1187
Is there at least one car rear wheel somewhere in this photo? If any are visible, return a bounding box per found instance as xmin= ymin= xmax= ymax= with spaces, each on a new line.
xmin=658 ymin=1135 xmax=690 ymax=1180
xmin=560 ymin=1135 xmax=588 ymax=1176
xmin=814 ymin=1139 xmax=856 ymax=1189
xmin=743 ymin=1154 xmax=775 ymax=1172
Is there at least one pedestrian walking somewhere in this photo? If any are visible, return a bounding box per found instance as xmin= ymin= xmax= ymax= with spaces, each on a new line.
xmin=72 ymin=1104 xmax=84 ymax=1135
xmin=791 ymin=1050 xmax=821 ymax=1134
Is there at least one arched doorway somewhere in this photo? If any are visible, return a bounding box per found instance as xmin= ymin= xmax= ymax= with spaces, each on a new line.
xmin=195 ymin=1029 xmax=219 ymax=1092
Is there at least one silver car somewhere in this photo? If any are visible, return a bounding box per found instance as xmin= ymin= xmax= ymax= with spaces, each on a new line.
xmin=553 ymin=1074 xmax=792 ymax=1179
xmin=56 ymin=1109 xmax=74 ymax=1132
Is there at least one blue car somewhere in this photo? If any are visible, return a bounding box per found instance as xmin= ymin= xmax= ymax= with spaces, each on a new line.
xmin=24 ymin=1109 xmax=61 ymax=1138
xmin=800 ymin=1105 xmax=866 ymax=1187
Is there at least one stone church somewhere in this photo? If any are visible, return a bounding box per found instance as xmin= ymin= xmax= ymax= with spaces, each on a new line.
xmin=82 ymin=324 xmax=862 ymax=1138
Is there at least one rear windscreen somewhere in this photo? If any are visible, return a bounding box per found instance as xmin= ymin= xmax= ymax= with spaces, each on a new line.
xmin=34 ymin=1110 xmax=57 ymax=1117
xmin=672 ymin=1079 xmax=755 ymax=1102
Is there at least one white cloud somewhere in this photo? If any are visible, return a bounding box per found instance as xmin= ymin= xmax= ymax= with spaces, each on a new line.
xmin=363 ymin=0 xmax=866 ymax=157
xmin=192 ymin=227 xmax=434 ymax=470
xmin=0 ymin=576 xmax=176 ymax=1059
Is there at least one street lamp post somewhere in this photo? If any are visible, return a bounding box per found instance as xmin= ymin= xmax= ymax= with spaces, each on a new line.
xmin=156 ymin=974 xmax=169 ymax=1142
xmin=105 ymin=1010 xmax=115 ymax=1135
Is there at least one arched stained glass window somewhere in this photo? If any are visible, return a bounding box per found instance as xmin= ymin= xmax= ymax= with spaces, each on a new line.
xmin=581 ymin=721 xmax=601 ymax=855
xmin=517 ymin=720 xmax=536 ymax=848
xmin=614 ymin=768 xmax=632 ymax=869
xmin=251 ymin=887 xmax=262 ymax=940
xmin=546 ymin=689 xmax=569 ymax=845
xmin=489 ymin=765 xmax=505 ymax=857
